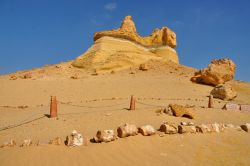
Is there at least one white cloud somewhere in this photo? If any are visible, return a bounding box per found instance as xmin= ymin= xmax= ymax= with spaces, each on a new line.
xmin=104 ymin=3 xmax=117 ymax=11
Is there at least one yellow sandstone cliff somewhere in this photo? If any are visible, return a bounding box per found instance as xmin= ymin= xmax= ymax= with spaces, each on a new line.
xmin=72 ymin=16 xmax=179 ymax=72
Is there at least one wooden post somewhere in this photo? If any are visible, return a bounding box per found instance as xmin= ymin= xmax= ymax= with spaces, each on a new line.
xmin=208 ymin=95 xmax=214 ymax=108
xmin=129 ymin=95 xmax=136 ymax=111
xmin=50 ymin=96 xmax=57 ymax=118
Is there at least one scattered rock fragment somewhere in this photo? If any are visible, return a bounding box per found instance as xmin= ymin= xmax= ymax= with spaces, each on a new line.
xmin=225 ymin=124 xmax=235 ymax=128
xmin=94 ymin=129 xmax=117 ymax=143
xmin=159 ymin=122 xmax=178 ymax=134
xmin=0 ymin=139 xmax=16 ymax=148
xmin=139 ymin=64 xmax=149 ymax=71
xmin=20 ymin=73 xmax=32 ymax=79
xmin=49 ymin=137 xmax=62 ymax=145
xmin=178 ymin=125 xmax=196 ymax=134
xmin=240 ymin=105 xmax=250 ymax=112
xmin=180 ymin=121 xmax=194 ymax=126
xmin=210 ymin=84 xmax=237 ymax=100
xmin=20 ymin=139 xmax=32 ymax=147
xmin=210 ymin=123 xmax=225 ymax=133
xmin=191 ymin=59 xmax=235 ymax=86
xmin=92 ymin=69 xmax=98 ymax=76
xmin=222 ymin=103 xmax=240 ymax=111
xmin=138 ymin=125 xmax=156 ymax=136
xmin=163 ymin=107 xmax=173 ymax=116
xmin=70 ymin=74 xmax=79 ymax=79
xmin=196 ymin=124 xmax=212 ymax=133
xmin=240 ymin=123 xmax=250 ymax=132
xmin=117 ymin=123 xmax=138 ymax=138
xmin=65 ymin=130 xmax=84 ymax=146
xmin=17 ymin=105 xmax=28 ymax=109
xmin=9 ymin=75 xmax=17 ymax=80
xmin=168 ymin=104 xmax=194 ymax=119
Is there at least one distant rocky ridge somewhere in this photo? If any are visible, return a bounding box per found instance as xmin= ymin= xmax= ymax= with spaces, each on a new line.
xmin=72 ymin=16 xmax=179 ymax=72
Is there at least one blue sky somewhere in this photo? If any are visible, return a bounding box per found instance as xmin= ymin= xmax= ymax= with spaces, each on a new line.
xmin=0 ymin=0 xmax=250 ymax=81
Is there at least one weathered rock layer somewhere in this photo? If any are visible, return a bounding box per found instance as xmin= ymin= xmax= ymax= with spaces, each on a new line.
xmin=94 ymin=16 xmax=177 ymax=48
xmin=72 ymin=16 xmax=179 ymax=72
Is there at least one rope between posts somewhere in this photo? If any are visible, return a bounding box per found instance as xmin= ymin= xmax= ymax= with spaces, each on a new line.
xmin=57 ymin=100 xmax=128 ymax=109
xmin=136 ymin=101 xmax=166 ymax=108
xmin=0 ymin=114 xmax=46 ymax=131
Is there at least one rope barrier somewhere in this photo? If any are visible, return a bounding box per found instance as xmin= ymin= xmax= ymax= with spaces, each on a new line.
xmin=0 ymin=95 xmax=240 ymax=132
xmin=0 ymin=114 xmax=46 ymax=131
xmin=137 ymin=101 xmax=166 ymax=108
xmin=57 ymin=100 xmax=128 ymax=109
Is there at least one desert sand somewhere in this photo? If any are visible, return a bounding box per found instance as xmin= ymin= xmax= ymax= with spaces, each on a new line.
xmin=0 ymin=60 xmax=250 ymax=166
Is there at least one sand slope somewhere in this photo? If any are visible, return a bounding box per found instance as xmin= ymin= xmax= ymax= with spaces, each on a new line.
xmin=0 ymin=60 xmax=250 ymax=166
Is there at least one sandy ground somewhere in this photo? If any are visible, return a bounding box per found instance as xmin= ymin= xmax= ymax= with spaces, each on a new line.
xmin=0 ymin=61 xmax=249 ymax=166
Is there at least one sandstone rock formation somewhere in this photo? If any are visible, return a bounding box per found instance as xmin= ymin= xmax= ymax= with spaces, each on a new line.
xmin=168 ymin=104 xmax=194 ymax=119
xmin=94 ymin=16 xmax=177 ymax=48
xmin=191 ymin=59 xmax=236 ymax=86
xmin=72 ymin=16 xmax=179 ymax=72
xmin=210 ymin=84 xmax=237 ymax=100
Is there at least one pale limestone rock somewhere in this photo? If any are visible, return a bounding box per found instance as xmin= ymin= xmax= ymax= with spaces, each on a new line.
xmin=95 ymin=129 xmax=117 ymax=143
xmin=21 ymin=139 xmax=32 ymax=147
xmin=160 ymin=122 xmax=178 ymax=134
xmin=222 ymin=103 xmax=240 ymax=110
xmin=240 ymin=105 xmax=250 ymax=111
xmin=66 ymin=130 xmax=84 ymax=146
xmin=191 ymin=59 xmax=236 ymax=86
xmin=211 ymin=84 xmax=237 ymax=100
xmin=138 ymin=125 xmax=156 ymax=136
xmin=117 ymin=123 xmax=138 ymax=138
xmin=0 ymin=139 xmax=16 ymax=148
xmin=196 ymin=124 xmax=212 ymax=133
xmin=49 ymin=137 xmax=62 ymax=145
xmin=225 ymin=124 xmax=235 ymax=128
xmin=178 ymin=125 xmax=197 ymax=134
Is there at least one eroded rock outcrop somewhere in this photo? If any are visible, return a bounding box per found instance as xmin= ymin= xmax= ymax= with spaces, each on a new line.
xmin=72 ymin=16 xmax=179 ymax=72
xmin=191 ymin=59 xmax=236 ymax=86
xmin=94 ymin=16 xmax=176 ymax=48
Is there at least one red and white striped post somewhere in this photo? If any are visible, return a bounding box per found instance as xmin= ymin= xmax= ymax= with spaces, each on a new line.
xmin=50 ymin=96 xmax=58 ymax=118
xmin=130 ymin=95 xmax=136 ymax=111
